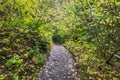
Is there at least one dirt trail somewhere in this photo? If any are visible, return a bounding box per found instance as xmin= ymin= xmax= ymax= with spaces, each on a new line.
xmin=37 ymin=44 xmax=80 ymax=80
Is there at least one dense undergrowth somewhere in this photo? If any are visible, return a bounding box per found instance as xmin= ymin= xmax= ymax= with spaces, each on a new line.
xmin=0 ymin=28 xmax=51 ymax=79
xmin=0 ymin=0 xmax=120 ymax=80
xmin=63 ymin=0 xmax=120 ymax=79
xmin=0 ymin=0 xmax=53 ymax=79
xmin=64 ymin=41 xmax=120 ymax=79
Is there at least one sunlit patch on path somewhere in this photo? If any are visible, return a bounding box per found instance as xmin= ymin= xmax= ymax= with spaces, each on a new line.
xmin=37 ymin=44 xmax=80 ymax=80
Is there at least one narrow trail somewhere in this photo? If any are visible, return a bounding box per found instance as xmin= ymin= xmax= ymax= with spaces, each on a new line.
xmin=37 ymin=44 xmax=80 ymax=80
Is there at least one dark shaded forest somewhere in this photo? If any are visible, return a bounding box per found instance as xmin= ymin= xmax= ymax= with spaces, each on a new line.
xmin=0 ymin=0 xmax=120 ymax=80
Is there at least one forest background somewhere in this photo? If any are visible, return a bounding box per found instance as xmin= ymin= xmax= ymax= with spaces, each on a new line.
xmin=0 ymin=0 xmax=120 ymax=80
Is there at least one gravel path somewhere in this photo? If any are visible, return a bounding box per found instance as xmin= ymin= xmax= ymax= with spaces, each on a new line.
xmin=37 ymin=44 xmax=80 ymax=80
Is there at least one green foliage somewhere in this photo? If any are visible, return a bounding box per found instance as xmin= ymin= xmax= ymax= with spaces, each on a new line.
xmin=14 ymin=76 xmax=19 ymax=80
xmin=38 ymin=24 xmax=53 ymax=43
xmin=52 ymin=27 xmax=68 ymax=43
xmin=6 ymin=55 xmax=22 ymax=67
xmin=63 ymin=0 xmax=120 ymax=79
xmin=0 ymin=0 xmax=120 ymax=79
xmin=0 ymin=0 xmax=55 ymax=79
